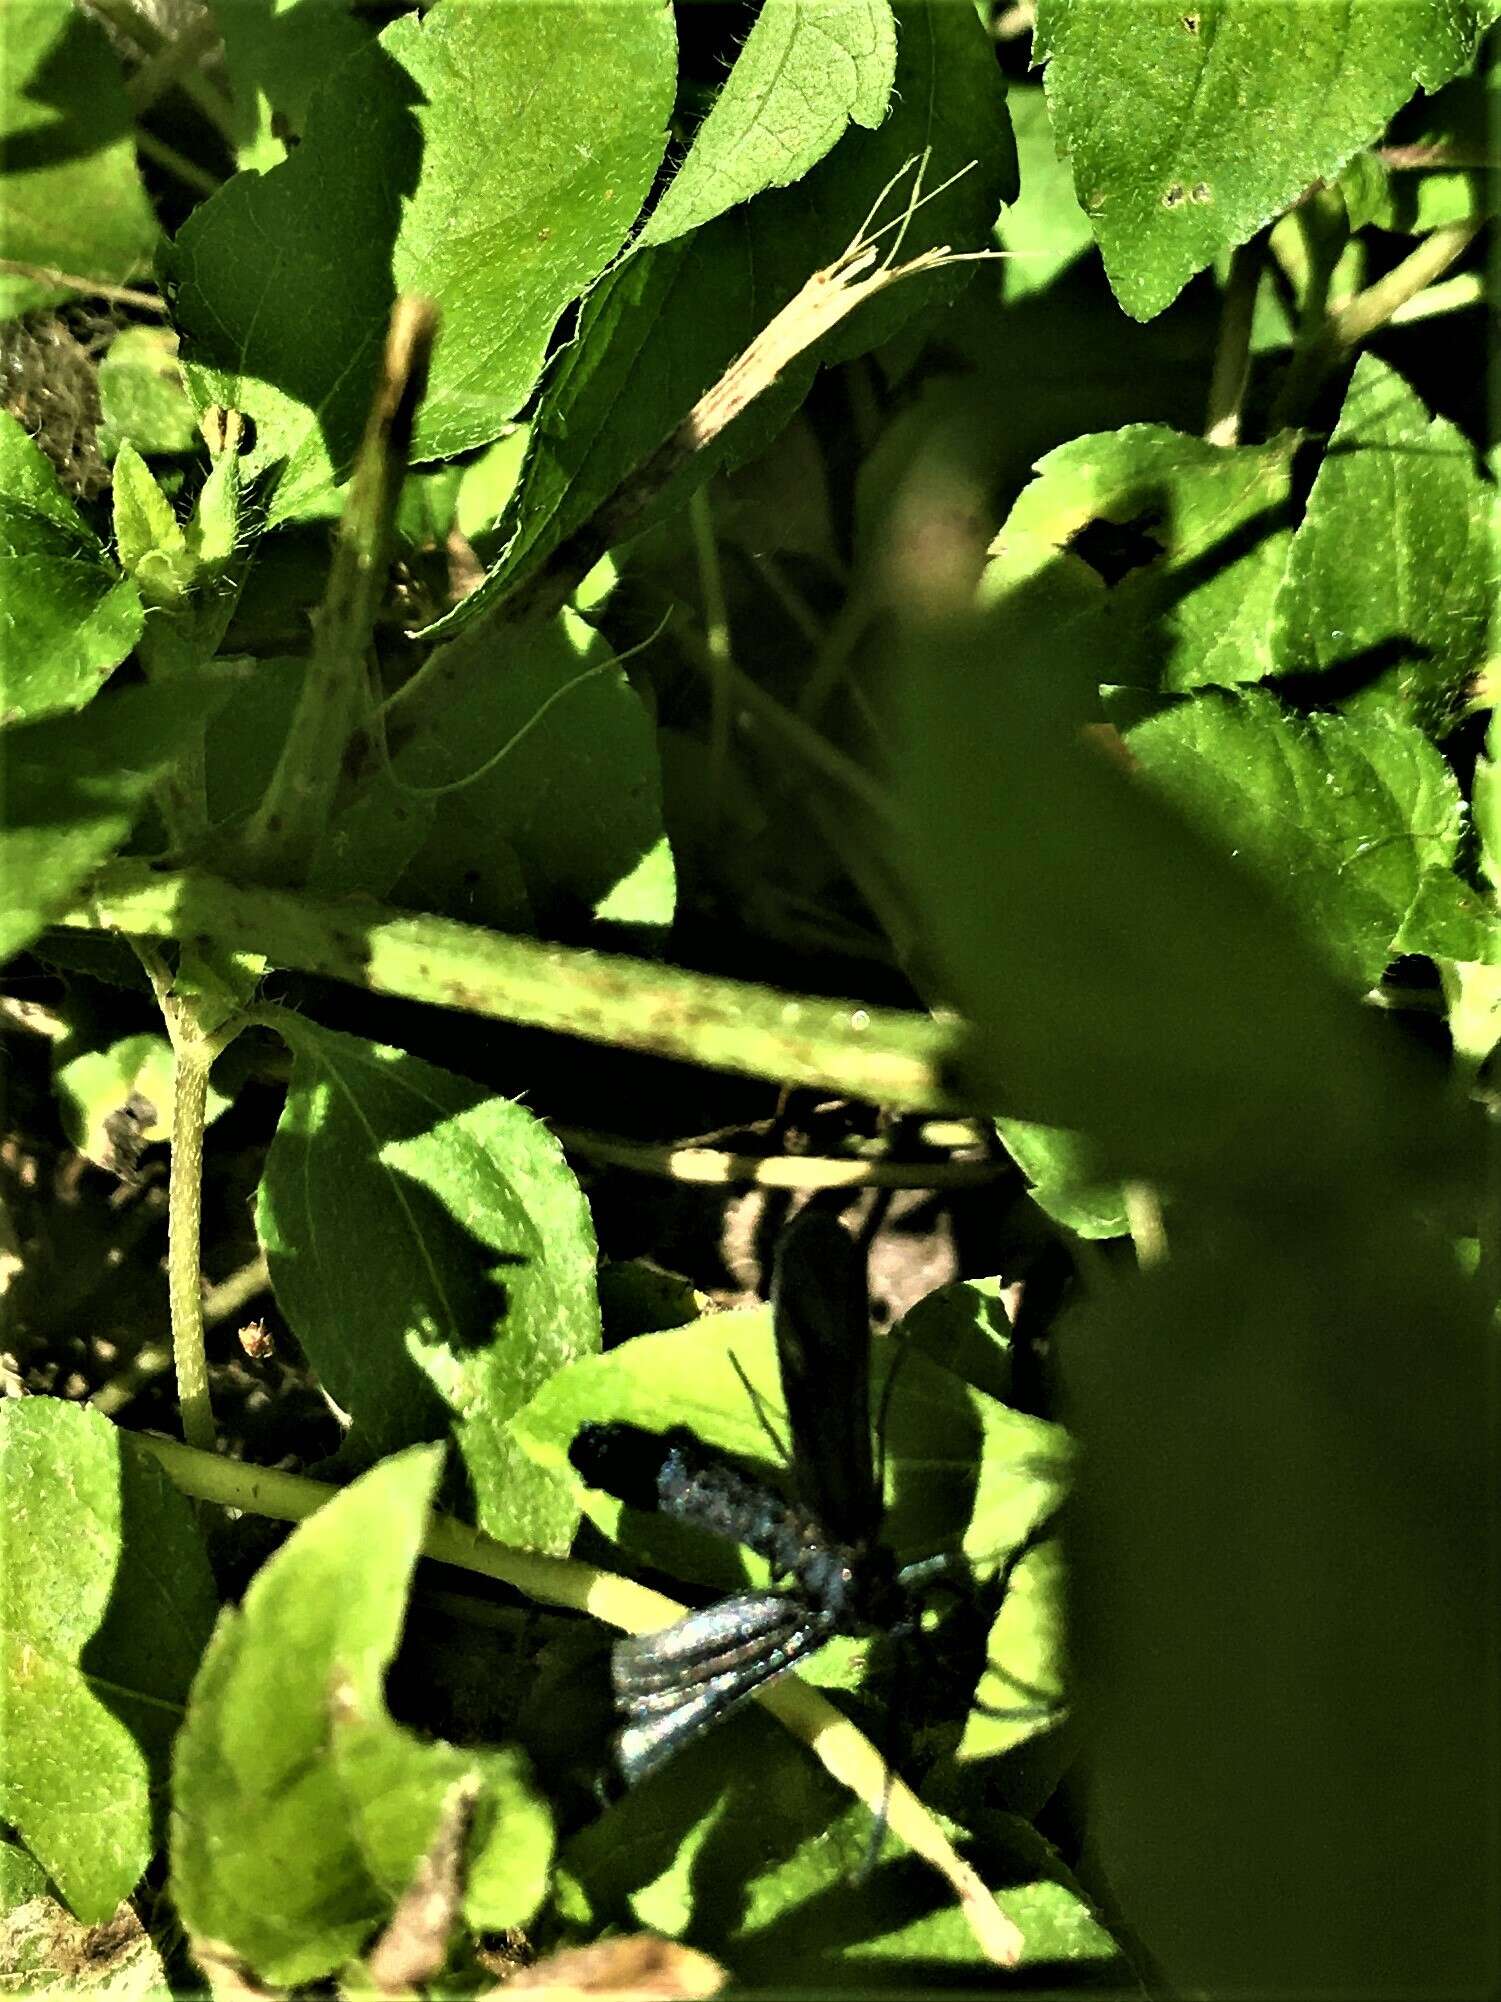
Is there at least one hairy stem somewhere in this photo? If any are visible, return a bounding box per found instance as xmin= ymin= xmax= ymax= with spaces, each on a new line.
xmin=166 ymin=1050 xmax=214 ymax=1450
xmin=64 ymin=860 xmax=968 ymax=1111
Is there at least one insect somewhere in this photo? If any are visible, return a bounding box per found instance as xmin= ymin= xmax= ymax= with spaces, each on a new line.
xmin=569 ymin=1206 xmax=942 ymax=1785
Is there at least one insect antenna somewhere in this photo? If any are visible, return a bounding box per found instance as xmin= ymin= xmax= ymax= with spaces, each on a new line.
xmin=870 ymin=1323 xmax=913 ymax=1506
xmin=727 ymin=1346 xmax=792 ymax=1468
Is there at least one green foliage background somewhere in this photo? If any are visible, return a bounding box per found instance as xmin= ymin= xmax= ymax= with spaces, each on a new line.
xmin=0 ymin=1 xmax=1495 ymax=1995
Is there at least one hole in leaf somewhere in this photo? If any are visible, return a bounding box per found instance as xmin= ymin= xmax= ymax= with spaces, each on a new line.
xmin=1065 ymin=512 xmax=1166 ymax=586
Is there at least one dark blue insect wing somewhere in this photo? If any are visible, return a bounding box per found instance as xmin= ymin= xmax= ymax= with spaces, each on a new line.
xmin=612 ymin=1592 xmax=835 ymax=1785
xmin=770 ymin=1207 xmax=881 ymax=1546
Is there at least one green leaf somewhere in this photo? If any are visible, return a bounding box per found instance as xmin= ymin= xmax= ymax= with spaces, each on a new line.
xmin=1034 ymin=0 xmax=1500 ymax=320
xmin=982 ymin=423 xmax=1297 ymax=693
xmin=172 ymin=1452 xmax=443 ymax=1985
xmin=516 ymin=1310 xmax=1068 ymax=1608
xmin=428 ymin=0 xmax=1016 ymax=643
xmin=960 ymin=1538 xmax=1067 ymax=1761
xmin=1127 ymin=689 xmax=1463 ymax=989
xmin=0 ymin=671 xmax=233 ymax=964
xmin=893 ymin=1276 xmax=1016 ymax=1403
xmin=0 ymin=0 xmax=158 ymax=319
xmin=331 ymin=1713 xmax=551 ymax=1938
xmin=561 ymin=1730 xmax=1116 ymax=1977
xmin=1394 ymin=867 xmax=1501 ymax=967
xmin=1270 ymin=354 xmax=1499 ymax=737
xmin=0 ymin=413 xmax=143 ymax=723
xmin=172 ymin=1446 xmax=549 ymax=1985
xmin=213 ymin=0 xmax=378 ymax=161
xmin=1342 ymin=59 xmax=1501 ymax=233
xmin=52 ymin=1028 xmax=229 ymax=1172
xmin=637 ymin=0 xmax=897 ymax=249
xmin=994 ymin=1119 xmax=1130 ymax=1239
xmin=1065 ymin=1226 xmax=1490 ymax=1994
xmin=894 ymin=612 xmax=1466 ymax=1205
xmin=255 ymin=1021 xmax=600 ymax=1550
xmin=110 ymin=445 xmax=193 ymax=608
xmin=0 ymin=1399 xmax=217 ymax=1924
xmin=166 ymin=0 xmax=676 ymax=520
xmin=996 ymin=84 xmax=1097 ymax=298
xmin=95 ymin=328 xmax=200 ymax=462
xmin=370 ymin=607 xmax=675 ymax=934
xmin=0 ymin=1834 xmax=51 ymax=1911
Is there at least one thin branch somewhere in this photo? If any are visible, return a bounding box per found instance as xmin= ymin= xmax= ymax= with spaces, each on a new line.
xmin=86 ymin=0 xmax=239 ymax=145
xmin=1204 ymin=239 xmax=1263 ymax=448
xmin=553 ymin=1126 xmax=1003 ymax=1188
xmin=134 ymin=127 xmax=221 ymax=198
xmin=1377 ymin=142 xmax=1500 ymax=171
xmin=0 ymin=259 xmax=165 ymax=313
xmin=238 ymin=296 xmax=438 ymax=883
xmin=1273 ymin=220 xmax=1484 ymax=426
xmin=1123 ymin=1180 xmax=1169 ymax=1267
xmin=166 ymin=1048 xmax=215 ymax=1450
xmin=675 ymin=620 xmax=894 ymax=824
xmin=1385 ymin=269 xmax=1485 ymax=326
xmin=124 ymin=9 xmax=222 ymax=116
xmin=1324 ymin=219 xmax=1485 ymax=350
xmin=202 ymin=1253 xmax=271 ymax=1325
xmin=689 ymin=486 xmax=734 ymax=818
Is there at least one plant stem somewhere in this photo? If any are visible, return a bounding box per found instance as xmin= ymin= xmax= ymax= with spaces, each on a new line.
xmin=553 ymin=1126 xmax=1003 ymax=1188
xmin=239 ymin=296 xmax=438 ymax=884
xmin=64 ymin=860 xmax=967 ymax=1111
xmin=1273 ymin=220 xmax=1483 ymax=427
xmin=676 ymin=621 xmax=894 ymax=823
xmin=132 ymin=1434 xmax=1023 ymax=1966
xmin=90 ymin=0 xmax=240 ymax=146
xmin=1324 ymin=219 xmax=1484 ymax=349
xmin=124 ymin=10 xmax=223 ymax=117
xmin=1385 ymin=269 xmax=1485 ymax=326
xmin=0 ymin=259 xmax=165 ymax=313
xmin=688 ymin=486 xmax=734 ymax=820
xmin=202 ymin=1253 xmax=272 ymax=1326
xmin=134 ymin=128 xmax=220 ymax=198
xmin=1204 ymin=240 xmax=1262 ymax=447
xmin=797 ymin=587 xmax=873 ymax=721
xmin=166 ymin=1049 xmax=215 ymax=1450
xmin=1123 ymin=1180 xmax=1168 ymax=1267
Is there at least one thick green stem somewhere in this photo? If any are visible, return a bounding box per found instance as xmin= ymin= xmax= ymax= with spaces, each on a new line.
xmin=64 ymin=861 xmax=966 ymax=1110
xmin=167 ymin=1049 xmax=215 ymax=1451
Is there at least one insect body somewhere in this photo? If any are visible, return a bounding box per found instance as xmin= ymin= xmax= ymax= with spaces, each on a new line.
xmin=569 ymin=1208 xmax=924 ymax=1783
